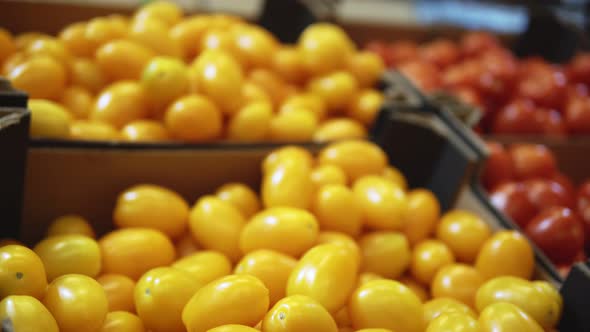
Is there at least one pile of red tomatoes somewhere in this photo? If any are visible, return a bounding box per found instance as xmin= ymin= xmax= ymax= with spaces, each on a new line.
xmin=366 ymin=32 xmax=590 ymax=135
xmin=483 ymin=142 xmax=589 ymax=274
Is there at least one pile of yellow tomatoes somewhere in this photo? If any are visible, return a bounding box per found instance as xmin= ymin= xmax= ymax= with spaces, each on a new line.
xmin=0 ymin=140 xmax=562 ymax=332
xmin=1 ymin=1 xmax=385 ymax=143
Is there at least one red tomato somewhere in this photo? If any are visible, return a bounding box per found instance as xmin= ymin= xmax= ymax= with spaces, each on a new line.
xmin=398 ymin=60 xmax=441 ymax=92
xmin=419 ymin=39 xmax=460 ymax=68
xmin=577 ymin=180 xmax=590 ymax=252
xmin=451 ymin=86 xmax=483 ymax=108
xmin=482 ymin=142 xmax=514 ymax=190
xmin=442 ymin=60 xmax=483 ymax=88
xmin=517 ymin=66 xmax=567 ymax=109
xmin=490 ymin=182 xmax=537 ymax=228
xmin=478 ymin=48 xmax=518 ymax=83
xmin=551 ymin=173 xmax=576 ymax=198
xmin=492 ymin=99 xmax=539 ymax=134
xmin=565 ymin=96 xmax=590 ymax=134
xmin=524 ymin=179 xmax=574 ymax=210
xmin=566 ymin=83 xmax=589 ymax=101
xmin=460 ymin=31 xmax=500 ymax=57
xmin=387 ymin=41 xmax=419 ymax=66
xmin=525 ymin=207 xmax=585 ymax=265
xmin=365 ymin=41 xmax=392 ymax=67
xmin=509 ymin=144 xmax=557 ymax=180
xmin=534 ymin=108 xmax=566 ymax=136
xmin=568 ymin=53 xmax=590 ymax=84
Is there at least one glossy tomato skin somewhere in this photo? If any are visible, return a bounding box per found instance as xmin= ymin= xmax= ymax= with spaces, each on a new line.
xmin=482 ymin=142 xmax=514 ymax=190
xmin=534 ymin=109 xmax=567 ymax=136
xmin=478 ymin=302 xmax=544 ymax=332
xmin=516 ymin=65 xmax=567 ymax=109
xmin=525 ymin=207 xmax=585 ymax=265
xmin=490 ymin=182 xmax=538 ymax=227
xmin=551 ymin=173 xmax=576 ymax=198
xmin=509 ymin=144 xmax=557 ymax=180
xmin=492 ymin=99 xmax=539 ymax=134
xmin=398 ymin=60 xmax=441 ymax=92
xmin=524 ymin=179 xmax=574 ymax=210
xmin=261 ymin=295 xmax=338 ymax=332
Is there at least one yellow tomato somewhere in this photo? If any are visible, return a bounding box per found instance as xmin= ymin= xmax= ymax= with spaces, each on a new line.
xmin=475 ymin=276 xmax=561 ymax=329
xmin=475 ymin=231 xmax=535 ymax=280
xmin=59 ymin=22 xmax=94 ymax=58
xmin=240 ymin=81 xmax=273 ymax=106
xmin=423 ymin=298 xmax=476 ymax=325
xmin=262 ymin=295 xmax=338 ymax=332
xmin=134 ymin=1 xmax=182 ymax=27
xmin=60 ymin=86 xmax=94 ymax=119
xmin=318 ymin=140 xmax=387 ymax=182
xmin=216 ymin=183 xmax=261 ymax=219
xmin=272 ymin=46 xmax=306 ymax=84
xmin=403 ymin=189 xmax=440 ymax=246
xmin=135 ymin=267 xmax=203 ymax=332
xmin=33 ymin=235 xmax=101 ymax=281
xmin=308 ymin=71 xmax=358 ymax=113
xmin=297 ymin=23 xmax=354 ymax=76
xmin=262 ymin=161 xmax=314 ymax=209
xmin=436 ymin=210 xmax=491 ymax=263
xmin=70 ymin=120 xmax=120 ymax=141
xmin=114 ymin=184 xmax=189 ymax=238
xmin=356 ymin=272 xmax=385 ymax=287
xmin=85 ymin=17 xmax=128 ymax=52
xmin=25 ymin=38 xmax=71 ymax=69
xmin=228 ymin=101 xmax=273 ymax=141
xmin=96 ymin=274 xmax=136 ymax=312
xmin=356 ymin=330 xmax=393 ymax=332
xmin=263 ymin=145 xmax=314 ymax=174
xmin=99 ymin=311 xmax=145 ymax=332
xmin=91 ymin=81 xmax=147 ymax=129
xmin=189 ymin=196 xmax=246 ymax=262
xmin=478 ymin=302 xmax=544 ymax=332
xmin=360 ymin=232 xmax=409 ymax=279
xmin=316 ymin=232 xmax=361 ymax=265
xmin=347 ymin=89 xmax=384 ymax=127
xmin=0 ymin=245 xmax=47 ymax=299
xmin=182 ymin=275 xmax=269 ymax=332
xmin=248 ymin=69 xmax=291 ymax=107
xmin=165 ymin=94 xmax=223 ymax=141
xmin=47 ymin=214 xmax=95 ymax=238
xmin=28 ymin=99 xmax=71 ymax=139
xmin=98 ymin=228 xmax=175 ymax=280
xmin=0 ymin=28 xmax=16 ymax=65
xmin=235 ymin=249 xmax=298 ymax=305
xmin=141 ymin=56 xmax=188 ymax=115
xmin=0 ymin=295 xmax=58 ymax=332
xmin=232 ymin=25 xmax=278 ymax=69
xmin=353 ymin=176 xmax=408 ymax=230
xmin=333 ymin=306 xmax=351 ymax=328
xmin=347 ymin=51 xmax=385 ymax=88
xmin=2 ymin=51 xmax=27 ymax=76
xmin=208 ymin=325 xmax=260 ymax=332
xmin=14 ymin=32 xmax=50 ymax=51
xmin=128 ymin=18 xmax=183 ymax=57
xmin=410 ymin=240 xmax=455 ymax=285
xmin=398 ymin=277 xmax=430 ymax=303
xmin=314 ymin=118 xmax=367 ymax=142
xmin=286 ymin=243 xmax=359 ymax=313
xmin=169 ymin=16 xmax=209 ymax=60
xmin=280 ymin=93 xmax=326 ymax=121
xmin=311 ymin=165 xmax=348 ymax=190
xmin=269 ymin=109 xmax=318 ymax=142
xmin=425 ymin=312 xmax=480 ymax=332
xmin=174 ymin=232 xmax=200 ymax=258
xmin=9 ymin=56 xmax=66 ymax=100
xmin=312 ymin=184 xmax=362 ymax=237
xmin=379 ymin=167 xmax=406 ymax=190
xmin=349 ymin=279 xmax=424 ymax=332
xmin=43 ymin=274 xmax=108 ymax=332
xmin=191 ymin=49 xmax=244 ymax=114
xmin=532 ymin=281 xmax=563 ymax=315
xmin=70 ymin=58 xmax=106 ymax=94
xmin=96 ymin=40 xmax=154 ymax=82
xmin=172 ymin=250 xmax=232 ymax=284
xmin=240 ymin=207 xmax=319 ymax=257
xmin=121 ymin=120 xmax=170 ymax=142
xmin=431 ymin=264 xmax=484 ymax=308
xmin=199 ymin=28 xmax=235 ymax=54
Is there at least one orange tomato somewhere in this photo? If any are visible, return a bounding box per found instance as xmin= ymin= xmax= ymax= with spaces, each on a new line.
xmin=114 ymin=184 xmax=189 ymax=238
xmin=70 ymin=58 xmax=107 ymax=94
xmin=0 ymin=245 xmax=47 ymax=299
xmin=121 ymin=120 xmax=170 ymax=142
xmin=96 ymin=273 xmax=136 ymax=312
xmin=359 ymin=231 xmax=410 ymax=279
xmin=431 ymin=264 xmax=484 ymax=308
xmin=96 ymin=40 xmax=154 ymax=82
xmin=59 ymin=22 xmax=94 ymax=57
xmin=8 ymin=55 xmax=66 ymax=100
xmin=98 ymin=228 xmax=175 ymax=280
xmin=60 ymin=86 xmax=94 ymax=119
xmin=0 ymin=28 xmax=16 ymax=65
xmin=91 ymin=81 xmax=147 ymax=129
xmin=475 ymin=231 xmax=535 ymax=280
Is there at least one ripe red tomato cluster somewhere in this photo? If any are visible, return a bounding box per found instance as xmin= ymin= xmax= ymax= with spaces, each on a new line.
xmin=366 ymin=32 xmax=590 ymax=135
xmin=482 ymin=142 xmax=589 ymax=274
